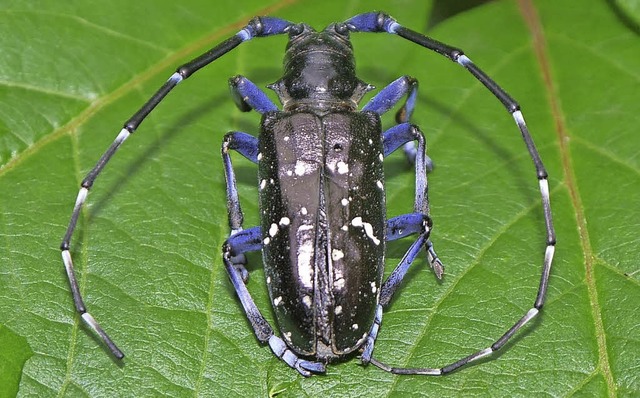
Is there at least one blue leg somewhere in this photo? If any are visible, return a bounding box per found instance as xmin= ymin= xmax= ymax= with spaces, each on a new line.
xmin=383 ymin=124 xmax=431 ymax=220
xmin=363 ymin=75 xmax=418 ymax=121
xmin=384 ymin=123 xmax=443 ymax=277
xmin=222 ymin=76 xmax=276 ymax=234
xmin=363 ymin=76 xmax=426 ymax=165
xmin=361 ymin=213 xmax=434 ymax=364
xmin=229 ymin=75 xmax=278 ymax=114
xmin=221 ymin=132 xmax=259 ymax=281
xmin=360 ymin=124 xmax=444 ymax=365
xmin=222 ymin=131 xmax=258 ymax=231
xmin=223 ymin=228 xmax=326 ymax=377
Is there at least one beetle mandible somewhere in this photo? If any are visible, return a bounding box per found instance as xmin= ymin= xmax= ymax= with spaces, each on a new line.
xmin=60 ymin=11 xmax=556 ymax=376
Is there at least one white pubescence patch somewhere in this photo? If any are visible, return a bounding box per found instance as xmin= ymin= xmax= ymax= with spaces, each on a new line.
xmin=376 ymin=180 xmax=384 ymax=190
xmin=284 ymin=136 xmax=290 ymax=142
xmin=297 ymin=227 xmax=314 ymax=288
xmin=300 ymin=206 xmax=308 ymax=215
xmin=75 ymin=187 xmax=89 ymax=207
xmin=294 ymin=159 xmax=315 ymax=176
xmin=539 ymin=178 xmax=550 ymax=200
xmin=331 ymin=249 xmax=344 ymax=261
xmin=81 ymin=312 xmax=100 ymax=330
xmin=266 ymin=276 xmax=271 ymax=284
xmin=273 ymin=296 xmax=283 ymax=306
xmin=336 ymin=161 xmax=349 ymax=174
xmin=269 ymin=178 xmax=274 ymax=185
xmin=279 ymin=217 xmax=290 ymax=226
xmin=351 ymin=217 xmax=381 ymax=245
xmin=257 ymin=152 xmax=263 ymax=161
xmin=334 ymin=305 xmax=343 ymax=315
xmin=263 ymin=237 xmax=270 ymax=245
xmin=61 ymin=250 xmax=73 ymax=275
xmin=260 ymin=179 xmax=267 ymax=190
xmin=115 ymin=128 xmax=131 ymax=144
xmin=341 ymin=225 xmax=348 ymax=231
xmin=341 ymin=198 xmax=349 ymax=206
xmin=371 ymin=281 xmax=377 ymax=294
xmin=334 ymin=277 xmax=346 ymax=289
xmin=303 ymin=295 xmax=312 ymax=308
xmin=284 ymin=331 xmax=292 ymax=340
xmin=286 ymin=170 xmax=293 ymax=176
xmin=368 ymin=138 xmax=373 ymax=145
xmin=168 ymin=72 xmax=183 ymax=84
xmin=457 ymin=54 xmax=472 ymax=67
xmin=351 ymin=323 xmax=359 ymax=331
xmin=379 ymin=153 xmax=384 ymax=161
xmin=512 ymin=109 xmax=526 ymax=127
xmin=269 ymin=223 xmax=278 ymax=237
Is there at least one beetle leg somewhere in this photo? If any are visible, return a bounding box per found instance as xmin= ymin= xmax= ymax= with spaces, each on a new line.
xmin=229 ymin=75 xmax=279 ymax=114
xmin=363 ymin=76 xmax=432 ymax=169
xmin=360 ymin=305 xmax=383 ymax=364
xmin=361 ymin=214 xmax=433 ymax=365
xmin=223 ymin=228 xmax=326 ymax=376
xmin=383 ymin=123 xmax=444 ymax=277
xmin=221 ymin=131 xmax=260 ymax=281
xmin=380 ymin=214 xmax=434 ymax=306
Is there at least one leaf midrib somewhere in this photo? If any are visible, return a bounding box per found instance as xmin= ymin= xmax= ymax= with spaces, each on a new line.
xmin=517 ymin=0 xmax=616 ymax=396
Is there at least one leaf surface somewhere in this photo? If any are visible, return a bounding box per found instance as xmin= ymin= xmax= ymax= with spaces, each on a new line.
xmin=0 ymin=0 xmax=638 ymax=396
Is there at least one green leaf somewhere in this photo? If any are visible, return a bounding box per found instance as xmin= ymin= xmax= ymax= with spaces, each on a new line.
xmin=1 ymin=0 xmax=638 ymax=396
xmin=0 ymin=325 xmax=33 ymax=398
xmin=613 ymin=0 xmax=640 ymax=27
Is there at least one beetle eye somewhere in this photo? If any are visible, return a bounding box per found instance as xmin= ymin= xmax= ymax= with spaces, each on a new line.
xmin=334 ymin=23 xmax=349 ymax=35
xmin=288 ymin=24 xmax=305 ymax=36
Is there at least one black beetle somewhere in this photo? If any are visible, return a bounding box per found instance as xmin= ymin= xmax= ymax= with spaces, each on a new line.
xmin=61 ymin=11 xmax=556 ymax=376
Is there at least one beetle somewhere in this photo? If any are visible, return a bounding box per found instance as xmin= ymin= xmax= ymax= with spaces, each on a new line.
xmin=60 ymin=12 xmax=556 ymax=376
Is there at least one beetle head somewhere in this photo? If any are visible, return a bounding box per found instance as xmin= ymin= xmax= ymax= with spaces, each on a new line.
xmin=269 ymin=23 xmax=372 ymax=112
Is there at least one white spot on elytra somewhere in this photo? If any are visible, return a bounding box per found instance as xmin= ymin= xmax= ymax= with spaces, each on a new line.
xmin=297 ymin=238 xmax=314 ymax=288
xmin=295 ymin=160 xmax=309 ymax=176
xmin=341 ymin=198 xmax=349 ymax=206
xmin=376 ymin=180 xmax=384 ymax=190
xmin=286 ymin=170 xmax=293 ymax=176
xmin=368 ymin=138 xmax=373 ymax=145
xmin=263 ymin=237 xmax=270 ymax=245
xmin=266 ymin=276 xmax=271 ymax=284
xmin=352 ymin=323 xmax=359 ymax=331
xmin=337 ymin=161 xmax=349 ymax=174
xmin=332 ymin=249 xmax=344 ymax=261
xmin=279 ymin=217 xmax=290 ymax=226
xmin=341 ymin=225 xmax=348 ymax=231
xmin=284 ymin=136 xmax=290 ymax=141
xmin=335 ymin=277 xmax=345 ymax=289
xmin=371 ymin=281 xmax=377 ymax=293
xmin=269 ymin=223 xmax=278 ymax=237
xmin=379 ymin=153 xmax=384 ymax=161
xmin=351 ymin=217 xmax=381 ymax=245
xmin=257 ymin=152 xmax=263 ymax=161
xmin=273 ymin=296 xmax=282 ymax=306
xmin=260 ymin=179 xmax=267 ymax=189
xmin=303 ymin=295 xmax=312 ymax=307
xmin=335 ymin=305 xmax=343 ymax=315
xmin=300 ymin=207 xmax=308 ymax=215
